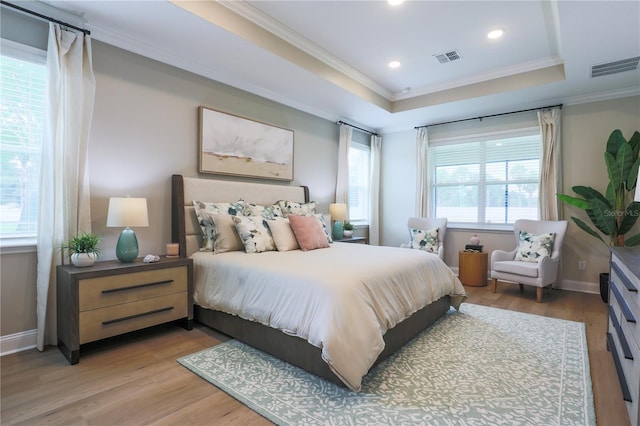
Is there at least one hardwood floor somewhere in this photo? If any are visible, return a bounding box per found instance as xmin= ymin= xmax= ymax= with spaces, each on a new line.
xmin=1 ymin=285 xmax=628 ymax=425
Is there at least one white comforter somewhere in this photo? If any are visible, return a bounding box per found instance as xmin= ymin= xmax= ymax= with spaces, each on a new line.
xmin=192 ymin=243 xmax=466 ymax=391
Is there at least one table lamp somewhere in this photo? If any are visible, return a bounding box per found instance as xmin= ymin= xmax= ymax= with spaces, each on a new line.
xmin=107 ymin=197 xmax=149 ymax=262
xmin=329 ymin=203 xmax=347 ymax=240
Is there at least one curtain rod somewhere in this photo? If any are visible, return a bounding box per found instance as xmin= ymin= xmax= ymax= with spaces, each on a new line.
xmin=337 ymin=120 xmax=378 ymax=136
xmin=1 ymin=0 xmax=90 ymax=35
xmin=414 ymin=103 xmax=563 ymax=129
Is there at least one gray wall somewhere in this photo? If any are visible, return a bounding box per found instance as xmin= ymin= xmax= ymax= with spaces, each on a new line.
xmin=381 ymin=95 xmax=640 ymax=289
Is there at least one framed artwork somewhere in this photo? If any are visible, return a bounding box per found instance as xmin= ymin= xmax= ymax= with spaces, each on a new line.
xmin=198 ymin=106 xmax=294 ymax=181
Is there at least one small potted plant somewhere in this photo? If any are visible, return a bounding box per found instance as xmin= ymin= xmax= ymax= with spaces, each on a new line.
xmin=343 ymin=221 xmax=354 ymax=238
xmin=62 ymin=232 xmax=102 ymax=267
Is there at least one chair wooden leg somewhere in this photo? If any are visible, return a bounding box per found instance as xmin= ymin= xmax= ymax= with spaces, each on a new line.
xmin=536 ymin=287 xmax=543 ymax=303
xmin=491 ymin=278 xmax=497 ymax=293
xmin=519 ymin=283 xmax=524 ymax=292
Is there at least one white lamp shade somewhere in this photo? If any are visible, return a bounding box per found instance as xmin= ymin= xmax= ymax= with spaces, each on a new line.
xmin=106 ymin=197 xmax=149 ymax=227
xmin=329 ymin=203 xmax=347 ymax=221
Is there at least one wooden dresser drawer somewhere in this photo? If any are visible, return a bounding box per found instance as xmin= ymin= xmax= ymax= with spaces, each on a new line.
xmin=79 ymin=266 xmax=188 ymax=311
xmin=80 ymin=292 xmax=188 ymax=344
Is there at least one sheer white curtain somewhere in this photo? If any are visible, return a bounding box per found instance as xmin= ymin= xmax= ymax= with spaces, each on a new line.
xmin=415 ymin=127 xmax=429 ymax=217
xmin=538 ymin=107 xmax=562 ymax=221
xmin=36 ymin=23 xmax=95 ymax=350
xmin=368 ymin=135 xmax=382 ymax=245
xmin=335 ymin=124 xmax=352 ymax=204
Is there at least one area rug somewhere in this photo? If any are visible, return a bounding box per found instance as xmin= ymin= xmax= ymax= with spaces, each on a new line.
xmin=178 ymin=304 xmax=595 ymax=425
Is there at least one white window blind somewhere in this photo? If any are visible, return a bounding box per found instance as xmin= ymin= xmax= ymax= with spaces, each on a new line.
xmin=0 ymin=41 xmax=46 ymax=241
xmin=429 ymin=129 xmax=541 ymax=226
xmin=348 ymin=141 xmax=370 ymax=223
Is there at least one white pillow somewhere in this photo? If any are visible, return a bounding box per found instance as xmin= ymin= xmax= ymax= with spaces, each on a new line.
xmin=266 ymin=217 xmax=299 ymax=251
xmin=233 ymin=216 xmax=276 ymax=253
xmin=514 ymin=231 xmax=555 ymax=263
xmin=206 ymin=213 xmax=244 ymax=254
xmin=410 ymin=227 xmax=439 ymax=253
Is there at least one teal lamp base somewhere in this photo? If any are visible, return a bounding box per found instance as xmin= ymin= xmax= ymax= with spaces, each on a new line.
xmin=332 ymin=221 xmax=344 ymax=240
xmin=116 ymin=227 xmax=139 ymax=262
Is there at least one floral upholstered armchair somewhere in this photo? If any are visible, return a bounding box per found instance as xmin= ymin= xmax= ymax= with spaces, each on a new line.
xmin=490 ymin=219 xmax=568 ymax=302
xmin=400 ymin=217 xmax=447 ymax=260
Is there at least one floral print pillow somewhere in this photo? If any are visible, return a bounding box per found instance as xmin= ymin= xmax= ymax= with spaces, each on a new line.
xmin=233 ymin=215 xmax=276 ymax=253
xmin=410 ymin=227 xmax=439 ymax=253
xmin=514 ymin=231 xmax=556 ymax=263
xmin=276 ymin=200 xmax=317 ymax=217
xmin=192 ymin=200 xmax=245 ymax=251
xmin=244 ymin=203 xmax=283 ymax=220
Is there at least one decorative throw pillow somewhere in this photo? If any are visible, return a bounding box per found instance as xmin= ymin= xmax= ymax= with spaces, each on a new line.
xmin=288 ymin=214 xmax=330 ymax=251
xmin=206 ymin=213 xmax=244 ymax=254
xmin=266 ymin=218 xmax=299 ymax=251
xmin=410 ymin=227 xmax=439 ymax=253
xmin=514 ymin=231 xmax=556 ymax=263
xmin=277 ymin=200 xmax=317 ymax=217
xmin=315 ymin=213 xmax=333 ymax=243
xmin=233 ymin=215 xmax=276 ymax=253
xmin=244 ymin=203 xmax=283 ymax=220
xmin=193 ymin=200 xmax=245 ymax=251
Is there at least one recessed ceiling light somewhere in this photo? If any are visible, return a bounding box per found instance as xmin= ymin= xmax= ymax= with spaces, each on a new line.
xmin=388 ymin=0 xmax=404 ymax=5
xmin=388 ymin=61 xmax=401 ymax=69
xmin=401 ymin=87 xmax=411 ymax=94
xmin=487 ymin=29 xmax=504 ymax=39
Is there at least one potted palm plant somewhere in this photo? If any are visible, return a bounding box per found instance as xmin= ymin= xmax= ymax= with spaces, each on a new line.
xmin=557 ymin=129 xmax=640 ymax=301
xmin=62 ymin=232 xmax=102 ymax=267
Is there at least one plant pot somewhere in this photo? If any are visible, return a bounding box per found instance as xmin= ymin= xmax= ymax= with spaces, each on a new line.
xmin=71 ymin=252 xmax=97 ymax=267
xmin=599 ymin=272 xmax=610 ymax=303
xmin=343 ymin=230 xmax=354 ymax=238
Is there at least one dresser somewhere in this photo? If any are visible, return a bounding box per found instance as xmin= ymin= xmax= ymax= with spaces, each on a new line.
xmin=56 ymin=256 xmax=193 ymax=364
xmin=608 ymin=247 xmax=640 ymax=426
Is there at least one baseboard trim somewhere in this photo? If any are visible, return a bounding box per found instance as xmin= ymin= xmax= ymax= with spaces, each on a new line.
xmin=556 ymin=279 xmax=599 ymax=295
xmin=0 ymin=329 xmax=37 ymax=356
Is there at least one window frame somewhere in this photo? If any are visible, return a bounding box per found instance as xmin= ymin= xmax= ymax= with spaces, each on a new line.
xmin=0 ymin=38 xmax=47 ymax=251
xmin=347 ymin=139 xmax=371 ymax=225
xmin=428 ymin=127 xmax=541 ymax=231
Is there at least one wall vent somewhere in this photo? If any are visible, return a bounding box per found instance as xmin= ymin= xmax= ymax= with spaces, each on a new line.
xmin=591 ymin=56 xmax=639 ymax=78
xmin=433 ymin=49 xmax=462 ymax=64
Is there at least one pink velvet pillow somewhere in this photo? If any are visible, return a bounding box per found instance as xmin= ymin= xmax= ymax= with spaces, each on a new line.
xmin=288 ymin=215 xmax=330 ymax=251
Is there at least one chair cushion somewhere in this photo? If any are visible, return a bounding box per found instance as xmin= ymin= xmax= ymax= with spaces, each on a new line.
xmin=514 ymin=231 xmax=555 ymax=263
xmin=493 ymin=261 xmax=539 ymax=278
xmin=409 ymin=227 xmax=439 ymax=253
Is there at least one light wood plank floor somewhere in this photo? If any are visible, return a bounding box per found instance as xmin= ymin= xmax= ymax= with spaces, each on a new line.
xmin=1 ymin=285 xmax=628 ymax=425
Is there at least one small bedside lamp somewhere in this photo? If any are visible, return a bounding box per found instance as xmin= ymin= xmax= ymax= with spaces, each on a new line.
xmin=329 ymin=203 xmax=347 ymax=240
xmin=107 ymin=197 xmax=149 ymax=262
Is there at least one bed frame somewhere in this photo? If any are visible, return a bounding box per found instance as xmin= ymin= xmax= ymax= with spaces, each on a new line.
xmin=171 ymin=174 xmax=451 ymax=387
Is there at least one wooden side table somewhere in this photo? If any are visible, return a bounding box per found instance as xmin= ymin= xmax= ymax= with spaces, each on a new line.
xmin=56 ymin=256 xmax=193 ymax=364
xmin=459 ymin=250 xmax=488 ymax=287
xmin=337 ymin=236 xmax=368 ymax=244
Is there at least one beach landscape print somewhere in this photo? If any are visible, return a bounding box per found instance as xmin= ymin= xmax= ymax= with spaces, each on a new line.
xmin=199 ymin=106 xmax=294 ymax=180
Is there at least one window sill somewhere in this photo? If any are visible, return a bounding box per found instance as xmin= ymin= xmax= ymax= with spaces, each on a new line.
xmin=0 ymin=238 xmax=37 ymax=254
xmin=447 ymin=223 xmax=513 ymax=234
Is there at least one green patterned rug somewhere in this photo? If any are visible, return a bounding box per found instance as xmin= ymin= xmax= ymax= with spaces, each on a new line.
xmin=178 ymin=304 xmax=595 ymax=425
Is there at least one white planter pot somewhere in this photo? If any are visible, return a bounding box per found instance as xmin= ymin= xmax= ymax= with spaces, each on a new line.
xmin=71 ymin=252 xmax=97 ymax=267
xmin=343 ymin=230 xmax=354 ymax=238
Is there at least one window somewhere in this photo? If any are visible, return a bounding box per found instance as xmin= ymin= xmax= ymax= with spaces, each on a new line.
xmin=348 ymin=141 xmax=370 ymax=223
xmin=0 ymin=41 xmax=46 ymax=242
xmin=429 ymin=129 xmax=540 ymax=227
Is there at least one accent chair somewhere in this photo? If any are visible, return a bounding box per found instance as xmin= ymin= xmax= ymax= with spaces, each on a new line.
xmin=400 ymin=217 xmax=447 ymax=260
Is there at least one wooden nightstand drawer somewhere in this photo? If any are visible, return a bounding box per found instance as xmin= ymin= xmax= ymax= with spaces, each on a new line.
xmin=80 ymin=292 xmax=188 ymax=344
xmin=79 ymin=266 xmax=188 ymax=311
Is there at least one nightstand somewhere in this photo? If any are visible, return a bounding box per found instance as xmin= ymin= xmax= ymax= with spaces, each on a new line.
xmin=337 ymin=236 xmax=368 ymax=244
xmin=56 ymin=256 xmax=193 ymax=364
xmin=458 ymin=250 xmax=488 ymax=287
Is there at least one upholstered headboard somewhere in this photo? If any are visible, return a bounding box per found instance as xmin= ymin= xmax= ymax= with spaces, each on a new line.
xmin=171 ymin=174 xmax=309 ymax=257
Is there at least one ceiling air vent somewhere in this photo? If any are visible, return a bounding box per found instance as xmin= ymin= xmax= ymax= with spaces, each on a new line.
xmin=433 ymin=49 xmax=462 ymax=64
xmin=591 ymin=56 xmax=640 ymax=78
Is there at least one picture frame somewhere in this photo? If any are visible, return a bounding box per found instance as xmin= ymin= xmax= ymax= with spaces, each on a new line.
xmin=198 ymin=106 xmax=294 ymax=181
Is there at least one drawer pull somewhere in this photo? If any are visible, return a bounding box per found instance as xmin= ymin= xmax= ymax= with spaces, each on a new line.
xmin=612 ymin=283 xmax=636 ymax=323
xmin=102 ymin=307 xmax=174 ymax=325
xmin=102 ymin=280 xmax=174 ymax=294
xmin=609 ymin=306 xmax=634 ymax=360
xmin=611 ymin=263 xmax=638 ymax=292
xmin=607 ymin=332 xmax=632 ymax=402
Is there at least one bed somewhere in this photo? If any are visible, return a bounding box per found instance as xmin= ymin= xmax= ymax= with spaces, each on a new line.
xmin=171 ymin=174 xmax=466 ymax=391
